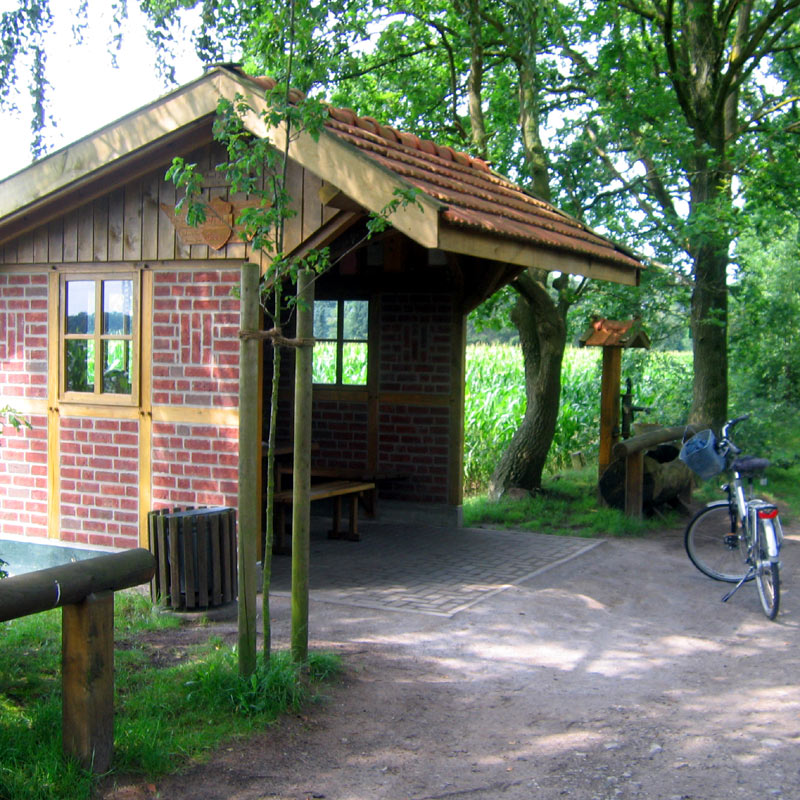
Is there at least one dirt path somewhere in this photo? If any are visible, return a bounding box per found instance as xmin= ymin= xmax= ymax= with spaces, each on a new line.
xmin=103 ymin=523 xmax=800 ymax=800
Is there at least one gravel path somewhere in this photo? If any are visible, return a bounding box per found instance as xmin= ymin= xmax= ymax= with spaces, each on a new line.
xmin=103 ymin=519 xmax=800 ymax=800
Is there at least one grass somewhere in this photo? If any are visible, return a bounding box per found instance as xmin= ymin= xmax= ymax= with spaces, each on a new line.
xmin=463 ymin=467 xmax=664 ymax=537
xmin=464 ymin=415 xmax=800 ymax=535
xmin=0 ymin=592 xmax=341 ymax=800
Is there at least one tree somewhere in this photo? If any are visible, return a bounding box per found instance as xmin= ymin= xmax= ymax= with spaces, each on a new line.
xmin=556 ymin=0 xmax=800 ymax=428
xmin=1 ymin=0 xmax=54 ymax=157
xmin=326 ymin=0 xmax=604 ymax=496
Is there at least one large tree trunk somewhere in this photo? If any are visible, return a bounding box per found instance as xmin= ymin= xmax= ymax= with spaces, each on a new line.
xmin=689 ymin=242 xmax=729 ymax=428
xmin=488 ymin=272 xmax=566 ymax=499
xmin=687 ymin=157 xmax=730 ymax=429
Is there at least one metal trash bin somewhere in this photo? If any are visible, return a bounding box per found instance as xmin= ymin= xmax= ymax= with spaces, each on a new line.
xmin=148 ymin=506 xmax=237 ymax=609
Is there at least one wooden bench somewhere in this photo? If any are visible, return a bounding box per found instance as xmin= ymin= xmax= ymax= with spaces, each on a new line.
xmin=273 ymin=479 xmax=376 ymax=552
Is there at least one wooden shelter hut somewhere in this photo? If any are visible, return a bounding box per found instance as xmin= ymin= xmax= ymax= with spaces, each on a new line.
xmin=0 ymin=66 xmax=642 ymax=558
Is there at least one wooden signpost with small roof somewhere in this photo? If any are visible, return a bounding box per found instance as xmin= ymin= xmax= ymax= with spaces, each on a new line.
xmin=578 ymin=317 xmax=651 ymax=478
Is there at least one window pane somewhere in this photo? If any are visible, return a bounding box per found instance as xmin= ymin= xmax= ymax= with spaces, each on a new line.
xmin=312 ymin=340 xmax=337 ymax=384
xmin=342 ymin=342 xmax=368 ymax=385
xmin=103 ymin=280 xmax=133 ymax=335
xmin=65 ymin=339 xmax=95 ymax=392
xmin=313 ymin=300 xmax=338 ymax=339
xmin=66 ymin=281 xmax=95 ymax=334
xmin=102 ymin=340 xmax=132 ymax=393
xmin=343 ymin=300 xmax=368 ymax=340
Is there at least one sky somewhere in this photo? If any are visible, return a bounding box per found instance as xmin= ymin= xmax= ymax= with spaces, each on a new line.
xmin=1 ymin=0 xmax=204 ymax=180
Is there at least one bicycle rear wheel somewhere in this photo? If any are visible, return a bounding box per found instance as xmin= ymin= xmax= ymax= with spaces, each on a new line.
xmin=685 ymin=503 xmax=751 ymax=583
xmin=755 ymin=519 xmax=780 ymax=619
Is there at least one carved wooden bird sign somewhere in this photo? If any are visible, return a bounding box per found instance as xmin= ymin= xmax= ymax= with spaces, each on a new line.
xmin=160 ymin=196 xmax=269 ymax=250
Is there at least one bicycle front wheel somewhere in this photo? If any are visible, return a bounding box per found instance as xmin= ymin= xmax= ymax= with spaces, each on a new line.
xmin=755 ymin=520 xmax=780 ymax=619
xmin=685 ymin=503 xmax=751 ymax=583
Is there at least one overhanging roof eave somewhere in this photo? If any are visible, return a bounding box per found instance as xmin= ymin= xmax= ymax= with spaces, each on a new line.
xmin=437 ymin=224 xmax=642 ymax=287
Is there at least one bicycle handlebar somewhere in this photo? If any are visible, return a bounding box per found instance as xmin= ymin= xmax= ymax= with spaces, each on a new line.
xmin=720 ymin=413 xmax=750 ymax=454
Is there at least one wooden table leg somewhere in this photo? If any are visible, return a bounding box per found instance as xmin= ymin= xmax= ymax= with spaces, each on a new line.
xmin=274 ymin=503 xmax=291 ymax=554
xmin=348 ymin=494 xmax=360 ymax=541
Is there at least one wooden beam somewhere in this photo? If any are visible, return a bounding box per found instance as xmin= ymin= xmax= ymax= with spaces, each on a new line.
xmin=318 ymin=181 xmax=364 ymax=212
xmin=612 ymin=424 xmax=701 ymax=460
xmin=151 ymin=405 xmax=240 ymax=426
xmin=291 ymin=269 xmax=314 ymax=664
xmin=287 ymin=209 xmax=365 ymax=264
xmin=0 ymin=75 xmax=222 ymax=219
xmin=437 ymin=225 xmax=641 ymax=287
xmin=138 ymin=269 xmax=153 ymax=548
xmin=214 ymin=70 xmax=443 ymax=250
xmin=47 ymin=271 xmax=60 ymax=540
xmin=598 ymin=347 xmax=622 ymax=478
xmin=448 ymin=310 xmax=466 ymax=510
xmin=0 ymin=548 xmax=156 ymax=620
xmin=62 ymin=593 xmax=115 ymax=773
xmin=237 ymin=263 xmax=260 ymax=677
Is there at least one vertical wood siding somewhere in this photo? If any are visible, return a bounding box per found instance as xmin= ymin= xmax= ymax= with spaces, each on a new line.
xmin=1 ymin=142 xmax=331 ymax=266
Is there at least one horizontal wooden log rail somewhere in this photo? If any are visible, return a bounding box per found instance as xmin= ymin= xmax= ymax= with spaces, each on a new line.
xmin=0 ymin=548 xmax=155 ymax=622
xmin=611 ymin=424 xmax=701 ymax=460
xmin=607 ymin=425 xmax=700 ymax=518
xmin=0 ymin=548 xmax=156 ymax=774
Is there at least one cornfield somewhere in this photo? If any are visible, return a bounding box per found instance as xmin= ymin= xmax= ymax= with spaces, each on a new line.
xmin=464 ymin=344 xmax=694 ymax=493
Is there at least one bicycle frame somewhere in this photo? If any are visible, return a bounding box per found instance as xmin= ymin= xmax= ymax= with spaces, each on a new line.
xmin=685 ymin=414 xmax=784 ymax=619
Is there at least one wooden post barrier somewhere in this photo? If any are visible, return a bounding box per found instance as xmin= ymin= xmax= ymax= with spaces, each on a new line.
xmin=0 ymin=548 xmax=156 ymax=773
xmin=608 ymin=425 xmax=700 ymax=518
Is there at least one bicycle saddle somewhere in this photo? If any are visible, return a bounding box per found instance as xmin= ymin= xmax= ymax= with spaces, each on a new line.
xmin=732 ymin=456 xmax=770 ymax=475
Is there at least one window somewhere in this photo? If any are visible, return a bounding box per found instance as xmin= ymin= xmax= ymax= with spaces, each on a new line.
xmin=61 ymin=275 xmax=138 ymax=402
xmin=312 ymin=299 xmax=368 ymax=386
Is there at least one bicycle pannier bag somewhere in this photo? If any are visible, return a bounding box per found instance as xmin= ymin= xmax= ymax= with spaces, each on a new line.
xmin=679 ymin=429 xmax=725 ymax=479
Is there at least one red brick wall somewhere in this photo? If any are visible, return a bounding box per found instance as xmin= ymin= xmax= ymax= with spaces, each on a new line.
xmin=0 ymin=416 xmax=48 ymax=537
xmin=311 ymin=400 xmax=369 ymax=470
xmin=0 ymin=273 xmax=48 ymax=401
xmin=378 ymin=404 xmax=450 ymax=502
xmin=151 ymin=422 xmax=239 ymax=510
xmin=0 ymin=272 xmax=49 ymax=538
xmin=152 ymin=269 xmax=240 ymax=408
xmin=379 ymin=293 xmax=453 ymax=396
xmin=59 ymin=417 xmax=139 ymax=548
xmin=150 ymin=268 xmax=241 ymax=511
xmin=377 ymin=293 xmax=455 ymax=504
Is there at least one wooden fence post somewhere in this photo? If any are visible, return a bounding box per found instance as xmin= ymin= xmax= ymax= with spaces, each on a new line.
xmin=61 ymin=592 xmax=114 ymax=772
xmin=291 ymin=268 xmax=314 ymax=664
xmin=238 ymin=262 xmax=261 ymax=677
xmin=598 ymin=346 xmax=622 ymax=478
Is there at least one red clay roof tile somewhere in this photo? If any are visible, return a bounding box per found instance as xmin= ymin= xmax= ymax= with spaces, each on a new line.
xmin=241 ymin=70 xmax=640 ymax=273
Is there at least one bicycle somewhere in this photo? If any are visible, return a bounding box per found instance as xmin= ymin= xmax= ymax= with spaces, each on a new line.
xmin=682 ymin=414 xmax=784 ymax=620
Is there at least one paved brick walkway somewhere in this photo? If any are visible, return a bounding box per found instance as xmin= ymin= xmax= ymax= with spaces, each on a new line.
xmin=270 ymin=522 xmax=603 ymax=616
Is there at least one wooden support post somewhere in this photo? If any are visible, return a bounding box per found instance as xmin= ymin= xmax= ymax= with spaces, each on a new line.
xmin=598 ymin=347 xmax=622 ymax=478
xmin=238 ymin=262 xmax=261 ymax=677
xmin=62 ymin=592 xmax=114 ymax=773
xmin=291 ymin=269 xmax=314 ymax=664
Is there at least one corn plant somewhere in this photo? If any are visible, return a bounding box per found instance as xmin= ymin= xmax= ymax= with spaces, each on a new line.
xmin=464 ymin=344 xmax=694 ymax=493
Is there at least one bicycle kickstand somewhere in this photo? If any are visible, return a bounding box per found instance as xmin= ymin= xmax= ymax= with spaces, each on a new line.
xmin=721 ymin=567 xmax=755 ymax=603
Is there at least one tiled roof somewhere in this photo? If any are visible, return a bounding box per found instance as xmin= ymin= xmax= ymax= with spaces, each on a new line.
xmin=247 ymin=73 xmax=642 ymax=274
xmin=579 ymin=318 xmax=651 ymax=348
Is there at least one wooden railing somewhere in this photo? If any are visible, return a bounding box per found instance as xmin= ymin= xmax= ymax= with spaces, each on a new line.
xmin=0 ymin=549 xmax=156 ymax=772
